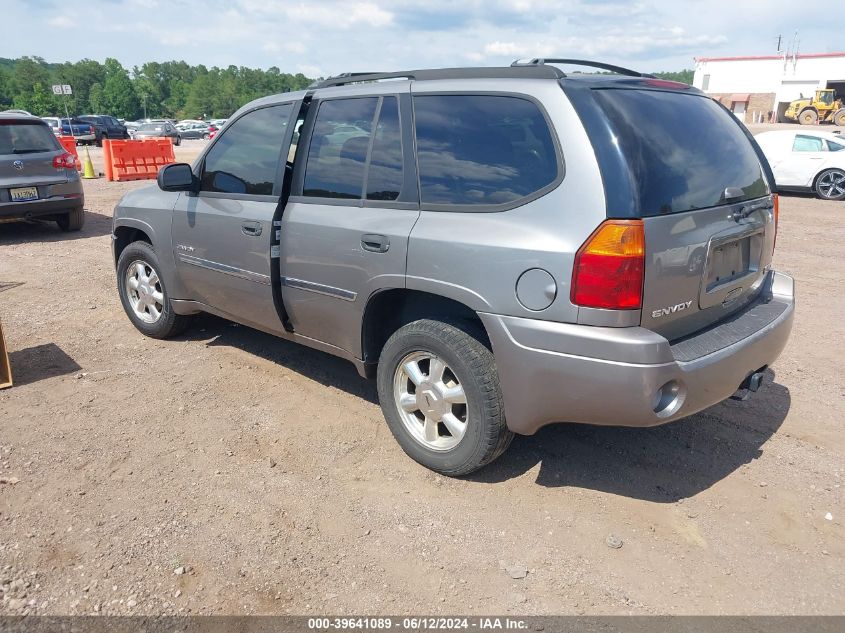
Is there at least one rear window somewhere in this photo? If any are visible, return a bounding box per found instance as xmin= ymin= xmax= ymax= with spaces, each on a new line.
xmin=413 ymin=95 xmax=559 ymax=207
xmin=0 ymin=121 xmax=60 ymax=154
xmin=593 ymin=89 xmax=768 ymax=216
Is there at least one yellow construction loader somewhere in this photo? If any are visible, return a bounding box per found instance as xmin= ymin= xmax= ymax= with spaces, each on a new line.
xmin=784 ymin=89 xmax=845 ymax=126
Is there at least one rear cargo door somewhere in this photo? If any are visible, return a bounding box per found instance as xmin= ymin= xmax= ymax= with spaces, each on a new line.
xmin=590 ymin=87 xmax=775 ymax=340
xmin=0 ymin=119 xmax=67 ymax=191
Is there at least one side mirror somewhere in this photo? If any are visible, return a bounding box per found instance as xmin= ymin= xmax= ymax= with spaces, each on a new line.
xmin=157 ymin=163 xmax=196 ymax=192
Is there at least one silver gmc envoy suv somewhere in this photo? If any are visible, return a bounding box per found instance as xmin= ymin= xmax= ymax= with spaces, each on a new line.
xmin=111 ymin=60 xmax=795 ymax=475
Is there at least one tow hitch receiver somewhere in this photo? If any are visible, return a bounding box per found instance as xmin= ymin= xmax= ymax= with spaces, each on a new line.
xmin=731 ymin=367 xmax=767 ymax=401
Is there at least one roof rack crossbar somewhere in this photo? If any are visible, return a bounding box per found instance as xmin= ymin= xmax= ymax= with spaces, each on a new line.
xmin=312 ymin=71 xmax=417 ymax=89
xmin=511 ymin=58 xmax=653 ymax=78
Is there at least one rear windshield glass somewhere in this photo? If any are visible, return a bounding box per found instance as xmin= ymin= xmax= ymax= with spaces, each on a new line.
xmin=0 ymin=122 xmax=60 ymax=154
xmin=593 ymin=89 xmax=768 ymax=215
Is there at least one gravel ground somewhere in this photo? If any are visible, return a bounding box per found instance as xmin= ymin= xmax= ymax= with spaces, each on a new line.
xmin=0 ymin=134 xmax=843 ymax=616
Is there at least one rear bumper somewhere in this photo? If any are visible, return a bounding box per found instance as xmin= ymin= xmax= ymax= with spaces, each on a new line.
xmin=480 ymin=270 xmax=795 ymax=434
xmin=0 ymin=195 xmax=84 ymax=220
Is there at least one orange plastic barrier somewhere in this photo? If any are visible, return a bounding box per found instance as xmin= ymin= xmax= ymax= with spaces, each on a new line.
xmin=102 ymin=138 xmax=175 ymax=182
xmin=58 ymin=136 xmax=81 ymax=170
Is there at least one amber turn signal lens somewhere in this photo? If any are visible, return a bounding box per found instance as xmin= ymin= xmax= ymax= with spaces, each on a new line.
xmin=571 ymin=220 xmax=645 ymax=310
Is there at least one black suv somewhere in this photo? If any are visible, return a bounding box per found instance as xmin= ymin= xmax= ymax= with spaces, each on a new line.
xmin=78 ymin=115 xmax=129 ymax=146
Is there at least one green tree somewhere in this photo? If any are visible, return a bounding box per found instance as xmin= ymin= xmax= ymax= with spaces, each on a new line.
xmin=0 ymin=55 xmax=314 ymax=119
xmin=55 ymin=59 xmax=105 ymax=113
xmin=652 ymin=69 xmax=694 ymax=85
xmin=9 ymin=56 xmax=54 ymax=113
xmin=101 ymin=58 xmax=139 ymax=119
xmin=0 ymin=66 xmax=11 ymax=108
xmin=88 ymin=82 xmax=105 ymax=113
xmin=184 ymin=73 xmax=215 ymax=118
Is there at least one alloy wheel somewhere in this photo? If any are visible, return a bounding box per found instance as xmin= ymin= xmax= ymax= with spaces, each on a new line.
xmin=818 ymin=170 xmax=845 ymax=200
xmin=125 ymin=260 xmax=164 ymax=323
xmin=393 ymin=351 xmax=469 ymax=451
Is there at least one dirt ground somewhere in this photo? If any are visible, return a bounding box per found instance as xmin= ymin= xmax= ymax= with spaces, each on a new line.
xmin=0 ymin=132 xmax=843 ymax=616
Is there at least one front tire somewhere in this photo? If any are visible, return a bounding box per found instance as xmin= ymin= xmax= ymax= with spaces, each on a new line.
xmin=56 ymin=206 xmax=85 ymax=231
xmin=117 ymin=241 xmax=192 ymax=339
xmin=174 ymin=135 xmax=181 ymax=146
xmin=815 ymin=168 xmax=845 ymax=201
xmin=799 ymin=109 xmax=818 ymax=125
xmin=377 ymin=319 xmax=513 ymax=476
xmin=834 ymin=109 xmax=845 ymax=127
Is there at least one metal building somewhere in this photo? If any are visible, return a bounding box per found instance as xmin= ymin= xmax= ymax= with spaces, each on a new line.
xmin=692 ymin=52 xmax=845 ymax=123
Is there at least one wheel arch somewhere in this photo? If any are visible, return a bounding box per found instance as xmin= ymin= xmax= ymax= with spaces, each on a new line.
xmin=113 ymin=219 xmax=155 ymax=266
xmin=360 ymin=288 xmax=490 ymax=379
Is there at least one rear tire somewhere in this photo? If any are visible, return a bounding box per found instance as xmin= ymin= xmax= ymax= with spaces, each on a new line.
xmin=799 ymin=109 xmax=818 ymax=125
xmin=834 ymin=108 xmax=845 ymax=127
xmin=97 ymin=133 xmax=108 ymax=147
xmin=117 ymin=241 xmax=192 ymax=339
xmin=56 ymin=206 xmax=85 ymax=232
xmin=815 ymin=168 xmax=845 ymax=201
xmin=175 ymin=136 xmax=181 ymax=146
xmin=376 ymin=319 xmax=513 ymax=476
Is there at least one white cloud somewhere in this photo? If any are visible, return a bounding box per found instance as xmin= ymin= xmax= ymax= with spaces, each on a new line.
xmin=48 ymin=15 xmax=76 ymax=28
xmin=2 ymin=0 xmax=838 ymax=77
xmin=284 ymin=2 xmax=393 ymax=28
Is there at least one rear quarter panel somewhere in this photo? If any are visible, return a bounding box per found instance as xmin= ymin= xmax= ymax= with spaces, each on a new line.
xmin=406 ymin=79 xmax=607 ymax=323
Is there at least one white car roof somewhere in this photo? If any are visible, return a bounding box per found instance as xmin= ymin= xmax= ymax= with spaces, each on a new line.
xmin=756 ymin=129 xmax=844 ymax=143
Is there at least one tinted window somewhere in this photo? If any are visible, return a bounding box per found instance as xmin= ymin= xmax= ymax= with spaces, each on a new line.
xmin=593 ymin=89 xmax=768 ymax=216
xmin=201 ymin=104 xmax=293 ymax=195
xmin=367 ymin=97 xmax=402 ymax=201
xmin=0 ymin=122 xmax=60 ymax=154
xmin=828 ymin=139 xmax=845 ymax=152
xmin=414 ymin=95 xmax=558 ymax=206
xmin=793 ymin=135 xmax=824 ymax=152
xmin=303 ymin=98 xmax=377 ymax=199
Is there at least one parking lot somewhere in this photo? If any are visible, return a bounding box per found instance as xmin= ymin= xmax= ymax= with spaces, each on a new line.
xmin=0 ymin=133 xmax=843 ymax=616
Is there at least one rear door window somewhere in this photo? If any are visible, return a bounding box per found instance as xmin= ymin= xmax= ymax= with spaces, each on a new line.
xmin=366 ymin=97 xmax=403 ymax=201
xmin=792 ymin=135 xmax=824 ymax=152
xmin=303 ymin=97 xmax=378 ymax=199
xmin=592 ymin=89 xmax=769 ymax=215
xmin=413 ymin=95 xmax=559 ymax=207
xmin=200 ymin=103 xmax=293 ymax=196
xmin=0 ymin=122 xmax=61 ymax=154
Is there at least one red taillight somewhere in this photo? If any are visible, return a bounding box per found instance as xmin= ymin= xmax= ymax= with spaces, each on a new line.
xmin=52 ymin=152 xmax=76 ymax=170
xmin=772 ymin=194 xmax=779 ymax=253
xmin=571 ymin=220 xmax=645 ymax=310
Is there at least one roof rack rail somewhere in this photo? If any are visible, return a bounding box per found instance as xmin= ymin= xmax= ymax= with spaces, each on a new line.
xmin=312 ymin=71 xmax=417 ymax=89
xmin=312 ymin=65 xmax=566 ymax=89
xmin=511 ymin=58 xmax=654 ymax=78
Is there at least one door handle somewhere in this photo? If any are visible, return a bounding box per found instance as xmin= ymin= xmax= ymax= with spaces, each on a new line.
xmin=241 ymin=221 xmax=262 ymax=237
xmin=361 ymin=234 xmax=390 ymax=253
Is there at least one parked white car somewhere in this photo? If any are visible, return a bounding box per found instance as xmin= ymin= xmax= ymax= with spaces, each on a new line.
xmin=41 ymin=116 xmax=62 ymax=136
xmin=755 ymin=130 xmax=845 ymax=200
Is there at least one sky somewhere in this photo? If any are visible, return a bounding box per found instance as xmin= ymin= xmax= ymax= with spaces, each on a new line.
xmin=3 ymin=0 xmax=841 ymax=77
